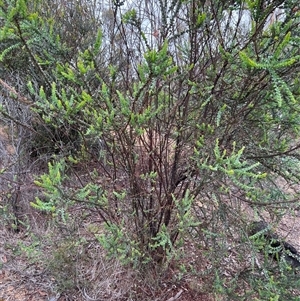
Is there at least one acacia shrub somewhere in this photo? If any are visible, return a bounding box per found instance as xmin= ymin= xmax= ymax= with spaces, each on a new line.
xmin=1 ymin=0 xmax=300 ymax=299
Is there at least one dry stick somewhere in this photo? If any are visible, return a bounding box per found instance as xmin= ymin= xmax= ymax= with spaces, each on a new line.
xmin=166 ymin=289 xmax=183 ymax=301
xmin=0 ymin=109 xmax=37 ymax=134
xmin=83 ymin=288 xmax=101 ymax=301
xmin=0 ymin=78 xmax=33 ymax=106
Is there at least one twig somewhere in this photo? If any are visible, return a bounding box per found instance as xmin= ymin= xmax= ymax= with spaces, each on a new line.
xmin=166 ymin=289 xmax=183 ymax=301
xmin=83 ymin=288 xmax=101 ymax=301
xmin=0 ymin=78 xmax=33 ymax=106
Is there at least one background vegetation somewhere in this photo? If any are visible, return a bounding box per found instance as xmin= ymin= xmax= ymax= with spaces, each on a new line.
xmin=1 ymin=0 xmax=300 ymax=300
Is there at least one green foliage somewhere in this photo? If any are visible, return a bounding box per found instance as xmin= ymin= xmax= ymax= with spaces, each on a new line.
xmin=31 ymin=161 xmax=67 ymax=217
xmin=174 ymin=189 xmax=200 ymax=233
xmin=1 ymin=0 xmax=300 ymax=299
xmin=16 ymin=236 xmax=41 ymax=263
xmin=97 ymin=222 xmax=147 ymax=267
xmin=143 ymin=41 xmax=178 ymax=77
xmin=47 ymin=238 xmax=88 ymax=292
xmin=122 ymin=9 xmax=139 ymax=26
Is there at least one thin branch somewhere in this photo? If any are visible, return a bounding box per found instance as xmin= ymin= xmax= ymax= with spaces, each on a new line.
xmin=0 ymin=78 xmax=33 ymax=106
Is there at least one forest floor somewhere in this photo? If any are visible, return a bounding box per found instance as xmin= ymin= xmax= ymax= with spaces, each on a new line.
xmin=1 ymin=203 xmax=300 ymax=301
xmin=0 ymin=225 xmax=214 ymax=301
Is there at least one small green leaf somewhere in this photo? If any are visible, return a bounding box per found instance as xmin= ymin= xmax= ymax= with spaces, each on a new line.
xmin=239 ymin=51 xmax=260 ymax=68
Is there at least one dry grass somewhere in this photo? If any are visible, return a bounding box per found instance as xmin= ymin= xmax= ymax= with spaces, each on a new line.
xmin=0 ymin=213 xmax=219 ymax=301
xmin=2 ymin=178 xmax=300 ymax=300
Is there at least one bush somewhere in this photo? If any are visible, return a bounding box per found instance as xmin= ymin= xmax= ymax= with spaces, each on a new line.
xmin=1 ymin=0 xmax=300 ymax=299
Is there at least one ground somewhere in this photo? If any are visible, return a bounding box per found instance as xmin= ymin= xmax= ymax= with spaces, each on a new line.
xmin=0 ymin=218 xmax=216 ymax=301
xmin=1 ymin=205 xmax=300 ymax=301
